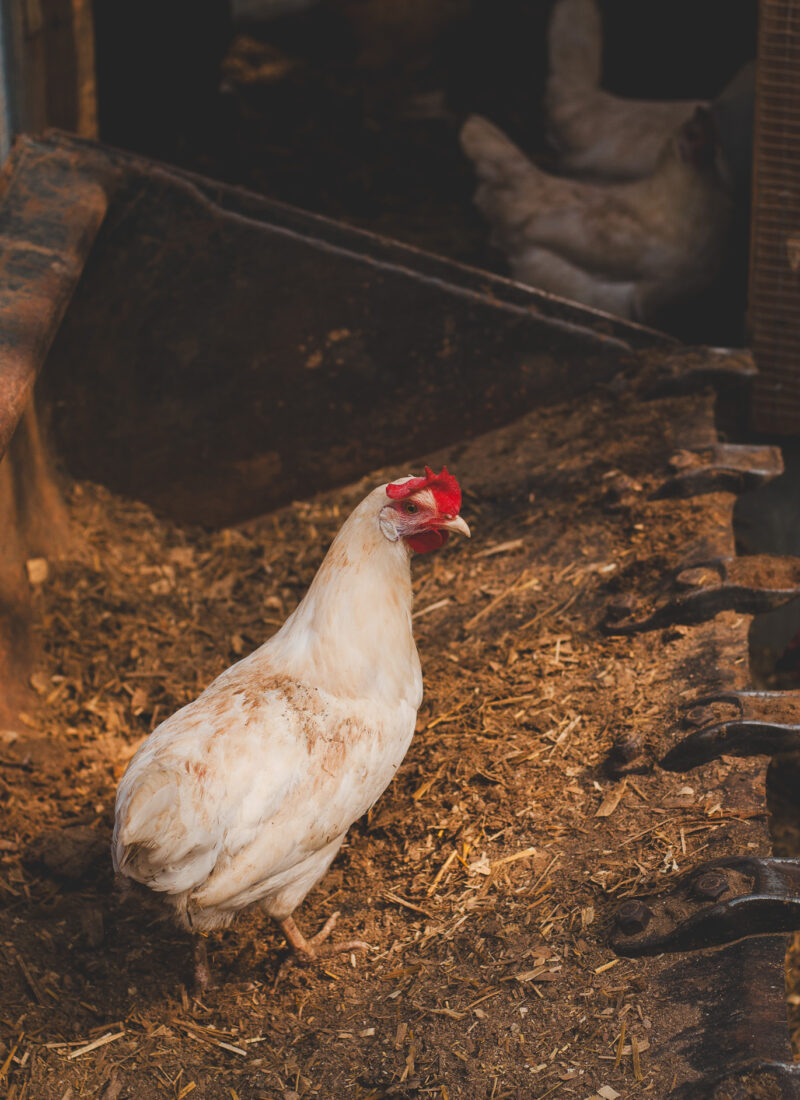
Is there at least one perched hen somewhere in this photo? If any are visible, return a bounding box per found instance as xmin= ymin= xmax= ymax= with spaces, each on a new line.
xmin=460 ymin=108 xmax=733 ymax=328
xmin=113 ymin=468 xmax=469 ymax=984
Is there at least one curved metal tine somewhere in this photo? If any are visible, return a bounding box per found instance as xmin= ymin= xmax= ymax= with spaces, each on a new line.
xmin=607 ymin=560 xmax=734 ymax=634
xmin=605 ymin=588 xmax=721 ymax=635
xmin=612 ymin=894 xmax=800 ymax=957
xmin=609 ymin=557 xmax=800 ymax=635
xmin=615 ymin=854 xmax=752 ymax=898
xmin=683 ymin=690 xmax=748 ymax=711
xmin=681 ymin=688 xmax=800 ymax=718
xmin=604 ymin=608 xmax=666 ymax=635
xmin=683 ymin=854 xmax=800 ymax=887
xmin=671 ymin=853 xmax=758 ymax=884
xmin=750 ymin=857 xmax=800 ymax=895
xmin=680 ymin=690 xmax=746 ymax=728
xmin=668 ymin=854 xmax=800 ymax=891
xmin=660 ymin=719 xmax=800 ymax=770
xmin=693 ymin=689 xmax=800 ymax=704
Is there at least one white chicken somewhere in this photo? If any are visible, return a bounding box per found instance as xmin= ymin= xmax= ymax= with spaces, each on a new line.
xmin=460 ymin=108 xmax=733 ymax=327
xmin=113 ymin=468 xmax=469 ymax=985
xmin=546 ymin=0 xmax=701 ymax=180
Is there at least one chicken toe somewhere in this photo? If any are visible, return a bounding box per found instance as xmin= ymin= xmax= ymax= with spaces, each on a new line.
xmin=279 ymin=911 xmax=370 ymax=961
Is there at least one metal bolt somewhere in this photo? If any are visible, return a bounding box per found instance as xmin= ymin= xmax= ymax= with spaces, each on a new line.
xmin=615 ymin=899 xmax=652 ymax=936
xmin=612 ymin=734 xmax=642 ymax=764
xmin=669 ymin=450 xmax=699 ymax=471
xmin=684 ymin=705 xmax=715 ymax=728
xmin=692 ymin=871 xmax=728 ymax=901
xmin=606 ymin=594 xmax=636 ymax=620
xmin=606 ymin=474 xmax=642 ymax=500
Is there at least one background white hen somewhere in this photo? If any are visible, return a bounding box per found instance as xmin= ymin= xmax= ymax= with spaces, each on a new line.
xmin=113 ymin=467 xmax=469 ymax=986
xmin=460 ymin=108 xmax=733 ymax=330
xmin=546 ymin=0 xmax=702 ymax=180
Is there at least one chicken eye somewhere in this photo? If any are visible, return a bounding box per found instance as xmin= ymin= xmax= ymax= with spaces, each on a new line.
xmin=404 ymin=502 xmax=419 ymax=514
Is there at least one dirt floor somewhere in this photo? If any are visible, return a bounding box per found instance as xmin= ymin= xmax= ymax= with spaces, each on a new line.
xmin=0 ymin=383 xmax=788 ymax=1097
xmin=747 ymin=625 xmax=800 ymax=1058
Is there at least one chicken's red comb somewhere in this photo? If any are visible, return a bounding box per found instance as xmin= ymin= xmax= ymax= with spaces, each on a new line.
xmin=386 ymin=466 xmax=462 ymax=515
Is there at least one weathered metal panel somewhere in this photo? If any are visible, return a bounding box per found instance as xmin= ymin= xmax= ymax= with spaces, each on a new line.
xmin=751 ymin=0 xmax=800 ymax=433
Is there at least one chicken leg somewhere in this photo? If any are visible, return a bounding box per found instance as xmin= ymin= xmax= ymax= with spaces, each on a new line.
xmin=194 ymin=936 xmax=212 ymax=993
xmin=279 ymin=910 xmax=370 ymax=961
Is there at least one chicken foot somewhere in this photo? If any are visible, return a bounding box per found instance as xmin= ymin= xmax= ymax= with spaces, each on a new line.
xmin=191 ymin=911 xmax=368 ymax=993
xmin=279 ymin=910 xmax=370 ymax=961
xmin=193 ymin=935 xmax=212 ymax=993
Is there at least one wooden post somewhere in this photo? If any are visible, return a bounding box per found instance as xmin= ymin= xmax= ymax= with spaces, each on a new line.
xmin=1 ymin=0 xmax=97 ymax=149
xmin=0 ymin=138 xmax=107 ymax=725
xmin=0 ymin=402 xmax=73 ymax=726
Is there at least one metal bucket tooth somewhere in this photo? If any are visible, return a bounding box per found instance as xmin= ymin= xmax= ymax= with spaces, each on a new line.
xmin=656 ymin=443 xmax=784 ymax=498
xmin=612 ymin=857 xmax=800 ymax=957
xmin=675 ymin=1061 xmax=800 ymax=1100
xmin=639 ymin=346 xmax=757 ymax=398
xmin=604 ymin=555 xmax=800 ymax=634
xmin=663 ymin=690 xmax=800 ymax=770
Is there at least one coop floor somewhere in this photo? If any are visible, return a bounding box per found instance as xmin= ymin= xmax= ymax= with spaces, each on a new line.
xmin=0 ymin=383 xmax=781 ymax=1097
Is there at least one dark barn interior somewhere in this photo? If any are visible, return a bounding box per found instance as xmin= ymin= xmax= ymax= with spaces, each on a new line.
xmin=90 ymin=0 xmax=758 ymax=344
xmin=3 ymin=2 xmax=800 ymax=1098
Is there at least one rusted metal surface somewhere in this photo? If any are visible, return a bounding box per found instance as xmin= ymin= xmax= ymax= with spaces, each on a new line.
xmin=591 ymin=406 xmax=798 ymax=1092
xmin=750 ymin=0 xmax=800 ymax=435
xmin=602 ymin=411 xmax=800 ymax=1087
xmin=654 ymin=941 xmax=794 ymax=1098
xmin=605 ymin=554 xmax=800 ymax=633
xmin=581 ymin=385 xmax=791 ymax=1092
xmin=664 ymin=689 xmax=800 ymax=769
xmin=657 ymin=442 xmax=783 ymax=497
xmin=692 ymin=1061 xmax=800 ymax=1099
xmin=27 ymin=132 xmax=674 ymax=526
xmin=597 ymin=427 xmax=800 ymax=1094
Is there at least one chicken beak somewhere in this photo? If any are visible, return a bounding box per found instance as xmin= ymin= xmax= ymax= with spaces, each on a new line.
xmin=440 ymin=514 xmax=471 ymax=538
